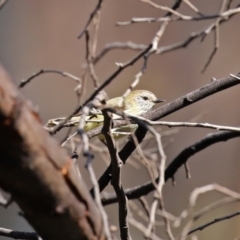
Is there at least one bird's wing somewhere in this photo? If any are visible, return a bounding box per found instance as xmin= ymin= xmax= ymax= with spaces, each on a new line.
xmin=106 ymin=97 xmax=127 ymax=111
xmin=46 ymin=96 xmax=126 ymax=128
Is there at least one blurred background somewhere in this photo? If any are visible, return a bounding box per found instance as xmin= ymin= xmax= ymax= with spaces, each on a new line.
xmin=0 ymin=0 xmax=240 ymax=239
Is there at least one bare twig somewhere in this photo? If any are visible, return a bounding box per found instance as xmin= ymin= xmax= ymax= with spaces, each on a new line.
xmin=165 ymin=0 xmax=183 ymax=17
xmin=146 ymin=200 xmax=159 ymax=238
xmin=182 ymin=0 xmax=201 ymax=14
xmin=129 ymin=217 xmax=163 ymax=240
xmin=141 ymin=0 xmax=192 ymax=20
xmin=19 ymin=69 xmax=81 ymax=88
xmin=62 ymin=115 xmax=240 ymax=134
xmin=84 ymin=9 xmax=102 ymax=89
xmin=93 ymin=42 xmax=147 ymax=65
xmin=87 ymin=109 xmax=240 ymax=133
xmin=184 ymin=162 xmax=191 ymax=179
xmin=227 ymin=0 xmax=234 ymax=10
xmin=86 ymin=163 xmax=112 ymax=240
xmin=116 ymin=55 xmax=149 ymax=109
xmin=201 ymin=0 xmax=227 ymax=72
xmin=92 ymin=9 xmax=101 ymax=58
xmin=149 ymin=21 xmax=168 ymax=55
xmin=85 ymin=31 xmax=100 ymax=88
xmin=188 ymin=211 xmax=240 ymax=235
xmin=176 ymin=184 xmax=240 ymax=239
xmin=130 ymin=119 xmax=240 ymax=133
xmin=61 ymin=131 xmax=78 ymax=147
xmin=117 ymin=17 xmax=170 ymax=26
xmin=138 ymin=197 xmax=150 ymax=218
xmin=116 ymin=14 xmax=223 ymax=26
xmin=193 ymin=197 xmax=239 ymax=222
xmin=174 ymin=184 xmax=240 ymax=228
xmin=156 ymin=209 xmax=177 ymax=222
xmin=128 ymin=201 xmax=150 ymax=223
xmin=133 ymin=138 xmax=159 ymax=189
xmin=75 ymin=66 xmax=88 ymax=105
xmin=117 ymin=4 xmax=240 ymax=26
xmin=78 ymin=0 xmax=104 ymax=39
xmin=201 ymin=25 xmax=219 ymax=73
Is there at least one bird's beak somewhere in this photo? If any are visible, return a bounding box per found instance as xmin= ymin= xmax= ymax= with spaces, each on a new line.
xmin=153 ymin=99 xmax=165 ymax=104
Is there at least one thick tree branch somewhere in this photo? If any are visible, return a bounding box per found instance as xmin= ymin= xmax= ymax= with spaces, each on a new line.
xmin=102 ymin=110 xmax=132 ymax=240
xmin=0 ymin=65 xmax=105 ymax=240
xmin=0 ymin=227 xmax=39 ymax=240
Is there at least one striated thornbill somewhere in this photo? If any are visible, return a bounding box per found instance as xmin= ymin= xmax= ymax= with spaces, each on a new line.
xmin=47 ymin=90 xmax=164 ymax=139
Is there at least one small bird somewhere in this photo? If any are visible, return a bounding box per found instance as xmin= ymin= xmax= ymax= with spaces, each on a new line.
xmin=47 ymin=90 xmax=164 ymax=139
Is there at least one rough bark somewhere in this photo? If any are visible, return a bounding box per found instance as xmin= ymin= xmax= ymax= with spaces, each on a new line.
xmin=0 ymin=65 xmax=105 ymax=240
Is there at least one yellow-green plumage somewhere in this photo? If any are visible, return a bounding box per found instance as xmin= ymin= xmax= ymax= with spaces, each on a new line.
xmin=46 ymin=90 xmax=164 ymax=139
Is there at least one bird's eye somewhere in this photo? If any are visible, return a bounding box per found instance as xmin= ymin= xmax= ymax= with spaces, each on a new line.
xmin=142 ymin=96 xmax=148 ymax=101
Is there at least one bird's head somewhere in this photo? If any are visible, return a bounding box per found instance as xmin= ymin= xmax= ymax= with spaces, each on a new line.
xmin=124 ymin=90 xmax=165 ymax=115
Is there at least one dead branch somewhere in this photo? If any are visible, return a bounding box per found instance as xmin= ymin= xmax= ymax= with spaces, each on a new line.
xmin=188 ymin=211 xmax=240 ymax=235
xmin=77 ymin=0 xmax=104 ymax=39
xmin=19 ymin=69 xmax=81 ymax=88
